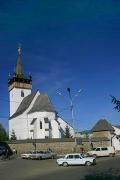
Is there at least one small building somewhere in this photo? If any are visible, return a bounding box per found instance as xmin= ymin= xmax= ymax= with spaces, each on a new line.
xmin=91 ymin=119 xmax=114 ymax=138
xmin=91 ymin=119 xmax=120 ymax=151
xmin=8 ymin=47 xmax=74 ymax=140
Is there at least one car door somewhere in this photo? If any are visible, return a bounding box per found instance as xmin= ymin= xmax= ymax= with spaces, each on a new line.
xmin=39 ymin=151 xmax=46 ymax=159
xmin=74 ymin=155 xmax=83 ymax=165
xmin=95 ymin=148 xmax=101 ymax=156
xmin=66 ymin=155 xmax=74 ymax=165
xmin=101 ymin=147 xmax=108 ymax=156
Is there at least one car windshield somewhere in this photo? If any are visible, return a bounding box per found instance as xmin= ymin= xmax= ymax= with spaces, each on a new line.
xmin=92 ymin=148 xmax=96 ymax=151
xmin=81 ymin=153 xmax=87 ymax=158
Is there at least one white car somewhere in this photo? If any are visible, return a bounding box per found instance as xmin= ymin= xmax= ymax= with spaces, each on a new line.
xmin=21 ymin=151 xmax=33 ymax=159
xmin=87 ymin=146 xmax=115 ymax=157
xmin=56 ymin=153 xmax=96 ymax=167
xmin=29 ymin=150 xmax=56 ymax=160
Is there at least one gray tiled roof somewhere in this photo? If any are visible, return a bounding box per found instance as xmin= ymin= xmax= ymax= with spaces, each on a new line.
xmin=9 ymin=91 xmax=37 ymax=120
xmin=91 ymin=119 xmax=114 ymax=132
xmin=28 ymin=93 xmax=56 ymax=114
xmin=113 ymin=125 xmax=120 ymax=129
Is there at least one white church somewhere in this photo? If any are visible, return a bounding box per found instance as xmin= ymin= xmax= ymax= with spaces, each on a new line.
xmin=8 ymin=47 xmax=74 ymax=140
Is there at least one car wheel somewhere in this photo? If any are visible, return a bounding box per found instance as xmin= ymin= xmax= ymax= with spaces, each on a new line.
xmin=51 ymin=155 xmax=54 ymax=159
xmin=63 ymin=162 xmax=68 ymax=167
xmin=85 ymin=161 xmax=92 ymax=166
xmin=39 ymin=156 xmax=42 ymax=160
xmin=93 ymin=159 xmax=96 ymax=165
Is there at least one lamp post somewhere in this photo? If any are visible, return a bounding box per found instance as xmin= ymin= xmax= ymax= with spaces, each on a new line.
xmin=67 ymin=88 xmax=75 ymax=136
xmin=57 ymin=88 xmax=82 ymax=137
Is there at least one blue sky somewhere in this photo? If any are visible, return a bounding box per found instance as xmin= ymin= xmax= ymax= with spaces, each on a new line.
xmin=0 ymin=0 xmax=120 ymax=131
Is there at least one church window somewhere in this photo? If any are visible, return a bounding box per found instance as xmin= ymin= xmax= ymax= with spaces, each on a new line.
xmin=45 ymin=136 xmax=49 ymax=139
xmin=21 ymin=90 xmax=24 ymax=97
xmin=40 ymin=121 xmax=42 ymax=129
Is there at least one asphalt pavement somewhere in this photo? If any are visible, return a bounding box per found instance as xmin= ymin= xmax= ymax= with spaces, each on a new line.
xmin=0 ymin=156 xmax=120 ymax=180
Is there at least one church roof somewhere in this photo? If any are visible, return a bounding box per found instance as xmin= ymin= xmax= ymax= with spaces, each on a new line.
xmin=9 ymin=91 xmax=37 ymax=119
xmin=113 ymin=125 xmax=120 ymax=129
xmin=91 ymin=119 xmax=114 ymax=132
xmin=28 ymin=93 xmax=56 ymax=114
xmin=9 ymin=92 xmax=56 ymax=120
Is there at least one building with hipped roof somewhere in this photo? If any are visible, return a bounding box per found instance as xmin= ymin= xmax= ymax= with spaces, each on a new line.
xmin=75 ymin=119 xmax=120 ymax=151
xmin=8 ymin=46 xmax=74 ymax=140
xmin=91 ymin=119 xmax=120 ymax=151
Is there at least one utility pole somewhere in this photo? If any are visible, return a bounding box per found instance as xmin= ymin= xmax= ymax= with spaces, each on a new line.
xmin=67 ymin=88 xmax=82 ymax=137
xmin=57 ymin=88 xmax=82 ymax=138
xmin=67 ymin=88 xmax=75 ymax=135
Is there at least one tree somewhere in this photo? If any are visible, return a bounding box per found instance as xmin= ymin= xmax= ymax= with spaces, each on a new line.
xmin=10 ymin=130 xmax=17 ymax=140
xmin=0 ymin=123 xmax=8 ymax=141
xmin=111 ymin=95 xmax=120 ymax=112
xmin=64 ymin=126 xmax=71 ymax=138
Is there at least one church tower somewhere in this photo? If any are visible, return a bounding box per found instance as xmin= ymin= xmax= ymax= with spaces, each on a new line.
xmin=8 ymin=46 xmax=32 ymax=117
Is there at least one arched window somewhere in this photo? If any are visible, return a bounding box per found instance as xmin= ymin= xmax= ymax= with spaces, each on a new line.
xmin=40 ymin=121 xmax=42 ymax=129
xmin=21 ymin=90 xmax=24 ymax=97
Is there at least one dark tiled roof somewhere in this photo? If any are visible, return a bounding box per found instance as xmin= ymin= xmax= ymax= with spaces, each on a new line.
xmin=9 ymin=92 xmax=37 ymax=120
xmin=91 ymin=119 xmax=114 ymax=132
xmin=28 ymin=93 xmax=56 ymax=114
xmin=113 ymin=125 xmax=120 ymax=129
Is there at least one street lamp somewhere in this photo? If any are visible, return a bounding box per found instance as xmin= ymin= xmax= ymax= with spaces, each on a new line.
xmin=57 ymin=88 xmax=82 ymax=137
xmin=67 ymin=88 xmax=83 ymax=137
xmin=67 ymin=88 xmax=75 ymax=134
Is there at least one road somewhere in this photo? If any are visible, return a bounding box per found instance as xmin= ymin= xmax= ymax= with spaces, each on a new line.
xmin=0 ymin=156 xmax=120 ymax=180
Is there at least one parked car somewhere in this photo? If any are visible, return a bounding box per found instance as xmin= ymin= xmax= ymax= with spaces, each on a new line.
xmin=47 ymin=150 xmax=57 ymax=159
xmin=21 ymin=151 xmax=34 ymax=159
xmin=30 ymin=150 xmax=56 ymax=160
xmin=87 ymin=146 xmax=115 ymax=157
xmin=56 ymin=153 xmax=96 ymax=167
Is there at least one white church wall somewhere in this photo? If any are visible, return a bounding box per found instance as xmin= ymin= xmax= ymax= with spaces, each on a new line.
xmin=10 ymin=88 xmax=31 ymax=116
xmin=57 ymin=116 xmax=74 ymax=137
xmin=51 ymin=119 xmax=60 ymax=138
xmin=9 ymin=114 xmax=28 ymax=140
xmin=112 ymin=126 xmax=120 ymax=151
xmin=45 ymin=112 xmax=60 ymax=138
xmin=27 ymin=112 xmax=60 ymax=139
xmin=113 ymin=126 xmax=120 ymax=135
xmin=112 ymin=136 xmax=120 ymax=151
xmin=28 ymin=112 xmax=45 ymax=139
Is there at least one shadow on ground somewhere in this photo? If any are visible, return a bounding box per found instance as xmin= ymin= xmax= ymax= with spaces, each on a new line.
xmin=82 ymin=174 xmax=120 ymax=180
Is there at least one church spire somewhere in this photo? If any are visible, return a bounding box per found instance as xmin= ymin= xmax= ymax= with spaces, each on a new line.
xmin=15 ymin=45 xmax=24 ymax=78
xmin=8 ymin=45 xmax=32 ymax=92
